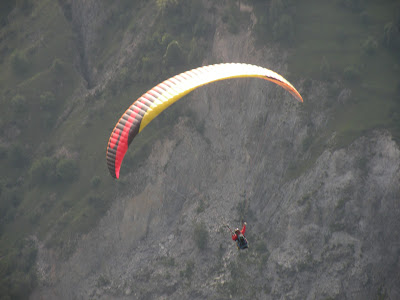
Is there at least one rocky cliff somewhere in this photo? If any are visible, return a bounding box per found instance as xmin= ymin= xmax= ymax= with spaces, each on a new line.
xmin=31 ymin=2 xmax=400 ymax=300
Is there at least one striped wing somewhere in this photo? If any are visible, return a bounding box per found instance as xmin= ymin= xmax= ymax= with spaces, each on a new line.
xmin=106 ymin=63 xmax=303 ymax=178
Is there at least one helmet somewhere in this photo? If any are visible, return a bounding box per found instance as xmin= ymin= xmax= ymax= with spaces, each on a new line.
xmin=235 ymin=228 xmax=240 ymax=234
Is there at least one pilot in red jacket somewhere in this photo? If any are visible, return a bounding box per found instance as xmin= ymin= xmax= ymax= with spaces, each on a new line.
xmin=232 ymin=222 xmax=246 ymax=241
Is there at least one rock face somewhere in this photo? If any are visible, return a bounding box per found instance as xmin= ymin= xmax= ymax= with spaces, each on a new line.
xmin=32 ymin=2 xmax=400 ymax=300
xmin=264 ymin=132 xmax=400 ymax=300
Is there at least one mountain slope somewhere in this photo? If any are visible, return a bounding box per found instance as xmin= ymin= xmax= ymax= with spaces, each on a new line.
xmin=0 ymin=0 xmax=399 ymax=299
xmin=32 ymin=2 xmax=400 ymax=299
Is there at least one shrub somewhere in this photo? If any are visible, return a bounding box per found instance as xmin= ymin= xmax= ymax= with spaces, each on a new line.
xmin=302 ymin=78 xmax=312 ymax=96
xmin=0 ymin=188 xmax=22 ymax=221
xmin=86 ymin=193 xmax=109 ymax=213
xmin=56 ymin=158 xmax=79 ymax=182
xmin=360 ymin=11 xmax=371 ymax=25
xmin=336 ymin=29 xmax=348 ymax=42
xmin=254 ymin=240 xmax=268 ymax=254
xmin=16 ymin=0 xmax=33 ymax=13
xmin=164 ymin=40 xmax=185 ymax=67
xmin=39 ymin=91 xmax=56 ymax=111
xmin=8 ymin=143 xmax=29 ymax=168
xmin=269 ymin=0 xmax=285 ymax=25
xmin=161 ymin=33 xmax=173 ymax=46
xmin=336 ymin=0 xmax=365 ymax=12
xmin=59 ymin=1 xmax=72 ymax=21
xmin=320 ymin=56 xmax=331 ymax=80
xmin=196 ymin=198 xmax=206 ymax=214
xmin=227 ymin=17 xmax=239 ymax=34
xmin=51 ymin=58 xmax=64 ymax=75
xmin=156 ymin=0 xmax=178 ymax=14
xmin=362 ymin=36 xmax=378 ymax=55
xmin=193 ymin=17 xmax=212 ymax=37
xmin=11 ymin=94 xmax=27 ymax=113
xmin=236 ymin=199 xmax=248 ymax=220
xmin=180 ymin=260 xmax=195 ymax=281
xmin=90 ymin=176 xmax=101 ymax=188
xmin=188 ymin=38 xmax=202 ymax=65
xmin=222 ymin=4 xmax=240 ymax=34
xmin=96 ymin=274 xmax=110 ymax=287
xmin=253 ymin=14 xmax=268 ymax=41
xmin=158 ymin=256 xmax=175 ymax=267
xmin=343 ymin=65 xmax=361 ymax=81
xmin=30 ymin=157 xmax=56 ymax=185
xmin=193 ymin=222 xmax=208 ymax=250
xmin=11 ymin=50 xmax=30 ymax=75
xmin=0 ymin=239 xmax=37 ymax=299
xmin=396 ymin=81 xmax=400 ymax=102
xmin=383 ymin=22 xmax=400 ymax=51
xmin=139 ymin=56 xmax=155 ymax=81
xmin=41 ymin=112 xmax=56 ymax=130
xmin=376 ymin=286 xmax=388 ymax=300
xmin=273 ymin=14 xmax=294 ymax=42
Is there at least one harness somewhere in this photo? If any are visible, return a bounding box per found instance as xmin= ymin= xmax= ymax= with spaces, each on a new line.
xmin=236 ymin=233 xmax=248 ymax=249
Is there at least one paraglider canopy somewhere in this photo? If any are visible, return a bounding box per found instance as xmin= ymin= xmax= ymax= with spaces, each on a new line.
xmin=106 ymin=63 xmax=303 ymax=179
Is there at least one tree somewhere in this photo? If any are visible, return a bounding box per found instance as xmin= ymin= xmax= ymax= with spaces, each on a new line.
xmin=193 ymin=222 xmax=208 ymax=250
xmin=362 ymin=36 xmax=378 ymax=55
xmin=10 ymin=50 xmax=30 ymax=75
xmin=40 ymin=91 xmax=56 ymax=111
xmin=343 ymin=65 xmax=360 ymax=81
xmin=269 ymin=0 xmax=285 ymax=25
xmin=11 ymin=94 xmax=27 ymax=113
xmin=336 ymin=0 xmax=365 ymax=12
xmin=8 ymin=143 xmax=29 ymax=168
xmin=56 ymin=158 xmax=79 ymax=183
xmin=164 ymin=40 xmax=185 ymax=67
xmin=29 ymin=157 xmax=56 ymax=185
xmin=156 ymin=0 xmax=178 ymax=14
xmin=273 ymin=14 xmax=294 ymax=42
xmin=16 ymin=0 xmax=33 ymax=13
xmin=320 ymin=56 xmax=331 ymax=80
xmin=383 ymin=22 xmax=400 ymax=51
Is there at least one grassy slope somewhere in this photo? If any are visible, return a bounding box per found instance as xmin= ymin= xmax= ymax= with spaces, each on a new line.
xmin=289 ymin=0 xmax=400 ymax=146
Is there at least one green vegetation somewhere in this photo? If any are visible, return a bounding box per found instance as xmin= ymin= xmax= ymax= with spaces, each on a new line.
xmin=180 ymin=260 xmax=195 ymax=283
xmin=0 ymin=1 xmax=214 ymax=297
xmin=375 ymin=285 xmax=388 ymax=300
xmin=221 ymin=1 xmax=251 ymax=34
xmin=158 ymin=256 xmax=176 ymax=267
xmin=251 ymin=0 xmax=400 ymax=147
xmin=164 ymin=40 xmax=185 ymax=67
xmin=251 ymin=0 xmax=297 ymax=45
xmin=287 ymin=0 xmax=400 ymax=145
xmin=11 ymin=50 xmax=31 ymax=76
xmin=193 ymin=221 xmax=209 ymax=250
xmin=196 ymin=198 xmax=207 ymax=214
xmin=250 ymin=0 xmax=400 ymax=180
xmin=235 ymin=191 xmax=255 ymax=222
xmin=0 ymin=238 xmax=37 ymax=299
xmin=96 ymin=274 xmax=111 ymax=288
xmin=0 ymin=0 xmax=14 ymax=26
xmin=133 ymin=0 xmax=212 ymax=81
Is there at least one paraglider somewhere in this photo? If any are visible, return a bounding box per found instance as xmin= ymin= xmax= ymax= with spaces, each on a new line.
xmin=227 ymin=222 xmax=248 ymax=250
xmin=106 ymin=63 xmax=303 ymax=179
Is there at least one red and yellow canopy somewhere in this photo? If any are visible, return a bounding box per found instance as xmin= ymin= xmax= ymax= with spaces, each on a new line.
xmin=106 ymin=63 xmax=303 ymax=178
